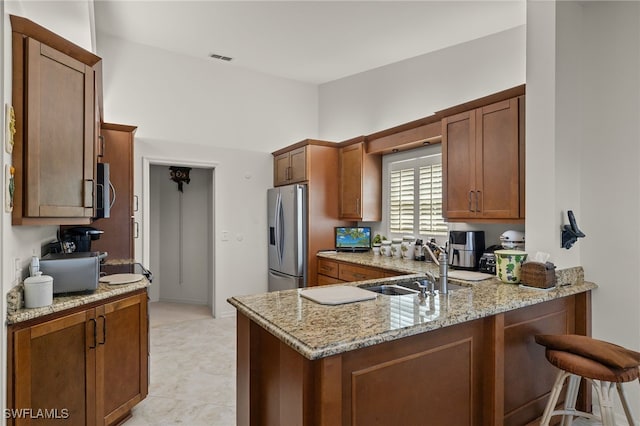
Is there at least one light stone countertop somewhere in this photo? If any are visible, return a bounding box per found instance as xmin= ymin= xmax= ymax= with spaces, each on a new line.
xmin=7 ymin=278 xmax=150 ymax=325
xmin=228 ymin=252 xmax=597 ymax=360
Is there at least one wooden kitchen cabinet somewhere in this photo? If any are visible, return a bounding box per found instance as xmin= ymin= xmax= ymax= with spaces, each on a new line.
xmin=339 ymin=141 xmax=382 ymax=221
xmin=272 ymin=140 xmax=353 ymax=285
xmin=91 ymin=124 xmax=137 ymax=260
xmin=442 ymin=96 xmax=524 ymax=222
xmin=316 ymin=256 xmax=399 ymax=285
xmin=10 ymin=15 xmax=103 ymax=225
xmin=7 ymin=290 xmax=148 ymax=426
xmin=274 ymin=146 xmax=307 ymax=186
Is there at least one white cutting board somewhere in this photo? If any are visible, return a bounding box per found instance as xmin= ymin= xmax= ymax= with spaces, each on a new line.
xmin=300 ymin=286 xmax=377 ymax=305
xmin=99 ymin=273 xmax=144 ymax=285
xmin=448 ymin=270 xmax=495 ymax=281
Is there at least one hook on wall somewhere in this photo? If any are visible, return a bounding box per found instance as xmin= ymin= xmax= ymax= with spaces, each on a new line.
xmin=561 ymin=210 xmax=586 ymax=249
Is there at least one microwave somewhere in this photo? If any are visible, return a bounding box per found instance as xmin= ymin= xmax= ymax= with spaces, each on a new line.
xmin=95 ymin=163 xmax=112 ymax=218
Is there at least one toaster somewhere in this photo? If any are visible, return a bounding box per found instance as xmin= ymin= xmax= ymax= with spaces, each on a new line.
xmin=39 ymin=252 xmax=102 ymax=294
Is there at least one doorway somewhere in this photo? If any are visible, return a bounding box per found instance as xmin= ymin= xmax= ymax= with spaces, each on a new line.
xmin=148 ymin=165 xmax=214 ymax=309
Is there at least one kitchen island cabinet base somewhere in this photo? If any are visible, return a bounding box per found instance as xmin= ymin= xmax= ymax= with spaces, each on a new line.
xmin=236 ymin=293 xmax=591 ymax=425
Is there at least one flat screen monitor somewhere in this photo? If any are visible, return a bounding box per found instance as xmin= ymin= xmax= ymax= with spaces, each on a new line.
xmin=335 ymin=227 xmax=371 ymax=252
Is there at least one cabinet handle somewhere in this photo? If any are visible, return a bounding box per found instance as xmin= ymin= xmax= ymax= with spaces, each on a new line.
xmin=353 ymin=273 xmax=366 ymax=279
xmin=98 ymin=135 xmax=105 ymax=158
xmin=476 ymin=190 xmax=481 ymax=213
xmin=287 ymin=166 xmax=292 ymax=180
xmin=134 ymin=195 xmax=139 ymax=212
xmin=468 ymin=191 xmax=474 ymax=212
xmin=99 ymin=314 xmax=106 ymax=345
xmin=89 ymin=318 xmax=97 ymax=349
xmin=134 ymin=221 xmax=140 ymax=239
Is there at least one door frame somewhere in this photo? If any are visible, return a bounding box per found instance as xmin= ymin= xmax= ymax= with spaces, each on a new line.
xmin=142 ymin=156 xmax=218 ymax=316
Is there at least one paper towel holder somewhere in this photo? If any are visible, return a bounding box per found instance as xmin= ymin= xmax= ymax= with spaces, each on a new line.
xmin=561 ymin=210 xmax=586 ymax=249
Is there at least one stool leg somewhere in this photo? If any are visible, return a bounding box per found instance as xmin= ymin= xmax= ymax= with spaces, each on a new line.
xmin=615 ymin=382 xmax=635 ymax=425
xmin=561 ymin=374 xmax=581 ymax=426
xmin=541 ymin=370 xmax=570 ymax=426
xmin=593 ymin=380 xmax=617 ymax=426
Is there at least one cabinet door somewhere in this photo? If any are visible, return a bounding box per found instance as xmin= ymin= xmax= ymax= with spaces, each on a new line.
xmin=288 ymin=146 xmax=307 ymax=183
xmin=91 ymin=126 xmax=135 ymax=260
xmin=476 ymin=98 xmax=520 ymax=219
xmin=442 ymin=110 xmax=476 ymax=219
xmin=274 ymin=152 xmax=291 ymax=186
xmin=339 ymin=143 xmax=364 ymax=219
xmin=24 ymin=38 xmax=95 ymax=218
xmin=12 ymin=310 xmax=96 ymax=426
xmin=338 ymin=263 xmax=384 ymax=282
xmin=97 ymin=293 xmax=148 ymax=425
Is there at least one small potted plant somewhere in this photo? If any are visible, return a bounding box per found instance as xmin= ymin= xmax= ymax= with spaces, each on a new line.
xmin=372 ymin=234 xmax=383 ymax=255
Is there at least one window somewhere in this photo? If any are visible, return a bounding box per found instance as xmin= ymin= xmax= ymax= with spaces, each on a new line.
xmin=387 ymin=148 xmax=447 ymax=238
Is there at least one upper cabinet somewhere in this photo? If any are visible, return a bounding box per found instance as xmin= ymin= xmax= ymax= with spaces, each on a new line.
xmin=274 ymin=146 xmax=307 ymax=186
xmin=10 ymin=15 xmax=102 ymax=225
xmin=339 ymin=141 xmax=382 ymax=221
xmin=91 ymin=124 xmax=137 ymax=260
xmin=442 ymin=95 xmax=525 ymax=222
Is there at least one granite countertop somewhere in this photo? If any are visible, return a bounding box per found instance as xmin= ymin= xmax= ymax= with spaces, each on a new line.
xmin=228 ymin=252 xmax=597 ymax=360
xmin=7 ymin=276 xmax=150 ymax=326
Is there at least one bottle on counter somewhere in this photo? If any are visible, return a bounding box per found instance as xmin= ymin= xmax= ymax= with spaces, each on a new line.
xmin=438 ymin=251 xmax=448 ymax=294
xmin=381 ymin=240 xmax=392 ymax=257
xmin=414 ymin=239 xmax=425 ymax=261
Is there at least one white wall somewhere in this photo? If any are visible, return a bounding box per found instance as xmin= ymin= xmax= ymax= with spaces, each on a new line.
xmin=527 ymin=0 xmax=640 ymax=416
xmin=96 ymin=33 xmax=320 ymax=316
xmin=97 ymin=33 xmax=318 ymax=153
xmin=136 ymin=139 xmax=272 ymax=317
xmin=577 ymin=1 xmax=640 ymax=414
xmin=318 ymin=26 xmax=526 ymax=141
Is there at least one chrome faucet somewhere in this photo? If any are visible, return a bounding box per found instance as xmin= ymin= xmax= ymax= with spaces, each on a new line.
xmin=416 ymin=271 xmax=437 ymax=298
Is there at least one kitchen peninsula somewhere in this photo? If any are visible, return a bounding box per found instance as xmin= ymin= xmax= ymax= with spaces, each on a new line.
xmin=228 ymin=254 xmax=596 ymax=426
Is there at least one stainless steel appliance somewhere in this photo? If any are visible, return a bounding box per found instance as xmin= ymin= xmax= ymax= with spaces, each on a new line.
xmin=447 ymin=231 xmax=485 ymax=270
xmin=268 ymin=184 xmax=307 ymax=291
xmin=40 ymin=252 xmax=103 ymax=294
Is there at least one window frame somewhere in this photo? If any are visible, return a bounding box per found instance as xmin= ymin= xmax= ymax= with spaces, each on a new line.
xmin=382 ymin=144 xmax=447 ymax=241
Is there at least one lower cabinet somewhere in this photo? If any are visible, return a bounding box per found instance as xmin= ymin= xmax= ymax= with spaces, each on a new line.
xmin=316 ymin=257 xmax=400 ymax=285
xmin=7 ymin=290 xmax=148 ymax=426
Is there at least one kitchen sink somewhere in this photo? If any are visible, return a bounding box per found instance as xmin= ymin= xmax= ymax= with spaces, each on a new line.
xmin=360 ymin=285 xmax=416 ymax=296
xmin=394 ymin=280 xmax=467 ymax=292
xmin=359 ymin=280 xmax=466 ymax=296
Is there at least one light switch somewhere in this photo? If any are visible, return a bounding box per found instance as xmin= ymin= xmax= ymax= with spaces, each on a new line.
xmin=222 ymin=231 xmax=230 ymax=241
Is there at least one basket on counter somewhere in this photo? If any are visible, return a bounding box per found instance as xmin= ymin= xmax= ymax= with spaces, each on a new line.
xmin=520 ymin=262 xmax=557 ymax=289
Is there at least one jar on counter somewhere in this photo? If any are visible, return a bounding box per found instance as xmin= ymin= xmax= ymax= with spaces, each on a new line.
xmin=391 ymin=238 xmax=402 ymax=258
xmin=381 ymin=240 xmax=392 ymax=257
xmin=401 ymin=235 xmax=414 ymax=260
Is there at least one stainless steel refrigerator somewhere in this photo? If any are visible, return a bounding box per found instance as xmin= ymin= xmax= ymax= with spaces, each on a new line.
xmin=268 ymin=184 xmax=307 ymax=291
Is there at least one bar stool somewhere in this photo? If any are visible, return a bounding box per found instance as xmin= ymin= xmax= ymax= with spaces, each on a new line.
xmin=535 ymin=334 xmax=640 ymax=426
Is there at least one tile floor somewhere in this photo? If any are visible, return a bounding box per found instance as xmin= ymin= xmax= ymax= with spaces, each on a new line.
xmin=125 ymin=302 xmax=236 ymax=425
xmin=126 ymin=302 xmax=602 ymax=426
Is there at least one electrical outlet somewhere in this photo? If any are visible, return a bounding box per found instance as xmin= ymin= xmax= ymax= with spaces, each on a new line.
xmin=13 ymin=257 xmax=21 ymax=283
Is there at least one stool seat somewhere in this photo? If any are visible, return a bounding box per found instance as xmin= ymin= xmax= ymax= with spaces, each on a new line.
xmin=546 ymin=349 xmax=639 ymax=383
xmin=536 ymin=334 xmax=640 ymax=426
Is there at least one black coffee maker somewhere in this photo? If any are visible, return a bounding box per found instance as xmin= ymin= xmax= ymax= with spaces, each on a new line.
xmin=61 ymin=226 xmax=104 ymax=253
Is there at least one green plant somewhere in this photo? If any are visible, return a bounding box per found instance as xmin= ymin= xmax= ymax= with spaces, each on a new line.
xmin=372 ymin=234 xmax=382 ymax=245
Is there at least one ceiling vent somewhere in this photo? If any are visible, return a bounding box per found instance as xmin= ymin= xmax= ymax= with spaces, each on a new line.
xmin=209 ymin=53 xmax=233 ymax=62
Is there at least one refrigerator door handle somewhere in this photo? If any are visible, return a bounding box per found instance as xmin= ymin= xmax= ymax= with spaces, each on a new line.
xmin=277 ymin=192 xmax=285 ymax=265
xmin=274 ymin=192 xmax=281 ymax=266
